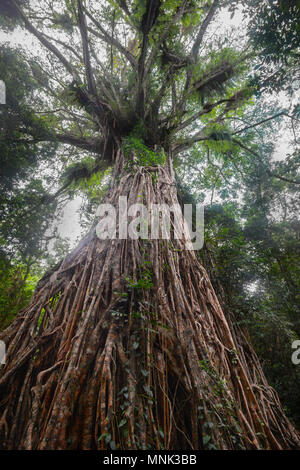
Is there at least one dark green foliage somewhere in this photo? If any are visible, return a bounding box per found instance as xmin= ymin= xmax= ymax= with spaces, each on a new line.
xmin=0 ymin=46 xmax=58 ymax=326
xmin=177 ymin=90 xmax=299 ymax=425
xmin=0 ymin=254 xmax=40 ymax=329
xmin=62 ymin=158 xmax=97 ymax=184
xmin=200 ymin=163 xmax=300 ymax=426
xmin=248 ymin=0 xmax=300 ymax=64
xmin=0 ymin=179 xmax=56 ymax=261
xmin=0 ymin=46 xmax=57 ymax=196
xmin=245 ymin=0 xmax=300 ymax=93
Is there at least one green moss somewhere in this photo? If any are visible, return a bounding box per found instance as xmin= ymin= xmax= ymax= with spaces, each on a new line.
xmin=121 ymin=124 xmax=166 ymax=169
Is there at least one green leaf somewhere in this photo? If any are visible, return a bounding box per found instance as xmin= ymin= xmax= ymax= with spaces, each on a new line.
xmin=110 ymin=440 xmax=117 ymax=450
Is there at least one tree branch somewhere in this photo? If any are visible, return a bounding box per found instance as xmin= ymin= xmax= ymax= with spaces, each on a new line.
xmin=177 ymin=52 xmax=251 ymax=115
xmin=144 ymin=0 xmax=189 ymax=77
xmin=232 ymin=138 xmax=300 ymax=185
xmin=11 ymin=0 xmax=80 ymax=81
xmin=191 ymin=0 xmax=219 ymax=60
xmin=173 ymin=133 xmax=207 ymax=155
xmin=116 ymin=0 xmax=131 ymax=17
xmin=77 ymin=0 xmax=97 ymax=96
xmin=11 ymin=0 xmax=110 ymax=124
xmin=267 ymin=171 xmax=300 ymax=185
xmin=55 ymin=134 xmax=103 ymax=154
xmin=41 ymin=32 xmax=82 ymax=61
xmin=174 ymin=98 xmax=235 ymax=133
xmin=233 ymin=112 xmax=285 ymax=135
xmin=136 ymin=0 xmax=162 ymax=117
xmin=139 ymin=0 xmax=189 ymax=118
xmin=84 ymin=9 xmax=137 ymax=68
xmin=0 ymin=133 xmax=104 ymax=155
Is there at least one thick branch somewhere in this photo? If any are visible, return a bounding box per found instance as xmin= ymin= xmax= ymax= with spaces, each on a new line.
xmin=191 ymin=0 xmax=219 ymax=60
xmin=116 ymin=0 xmax=131 ymax=17
xmin=136 ymin=0 xmax=162 ymax=117
xmin=41 ymin=32 xmax=82 ymax=61
xmin=55 ymin=134 xmax=104 ymax=154
xmin=140 ymin=1 xmax=189 ymax=117
xmin=173 ymin=133 xmax=207 ymax=155
xmin=84 ymin=9 xmax=137 ymax=68
xmin=147 ymin=66 xmax=173 ymax=120
xmin=144 ymin=0 xmax=188 ymax=77
xmin=77 ymin=0 xmax=97 ymax=96
xmin=1 ymin=133 xmax=104 ymax=155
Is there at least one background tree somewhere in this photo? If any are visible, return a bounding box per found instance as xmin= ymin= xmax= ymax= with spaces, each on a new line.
xmin=0 ymin=45 xmax=59 ymax=327
xmin=233 ymin=0 xmax=300 ymax=94
xmin=177 ymin=88 xmax=300 ymax=427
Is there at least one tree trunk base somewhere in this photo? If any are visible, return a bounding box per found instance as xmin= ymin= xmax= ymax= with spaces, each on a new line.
xmin=1 ymin=157 xmax=299 ymax=450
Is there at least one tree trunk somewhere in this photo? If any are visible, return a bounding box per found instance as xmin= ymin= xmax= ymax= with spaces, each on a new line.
xmin=0 ymin=150 xmax=299 ymax=450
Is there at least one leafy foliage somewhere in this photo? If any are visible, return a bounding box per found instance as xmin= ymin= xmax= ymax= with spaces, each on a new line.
xmin=246 ymin=0 xmax=300 ymax=93
xmin=0 ymin=46 xmax=56 ymax=196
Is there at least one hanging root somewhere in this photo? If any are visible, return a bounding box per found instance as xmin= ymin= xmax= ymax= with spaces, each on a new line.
xmin=0 ymin=156 xmax=299 ymax=450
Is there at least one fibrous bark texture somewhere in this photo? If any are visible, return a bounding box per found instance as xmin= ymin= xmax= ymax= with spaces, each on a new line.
xmin=0 ymin=152 xmax=299 ymax=450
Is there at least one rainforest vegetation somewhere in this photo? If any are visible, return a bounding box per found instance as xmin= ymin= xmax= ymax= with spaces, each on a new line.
xmin=0 ymin=0 xmax=299 ymax=450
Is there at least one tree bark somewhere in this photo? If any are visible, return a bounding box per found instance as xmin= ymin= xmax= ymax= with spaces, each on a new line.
xmin=0 ymin=150 xmax=299 ymax=450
